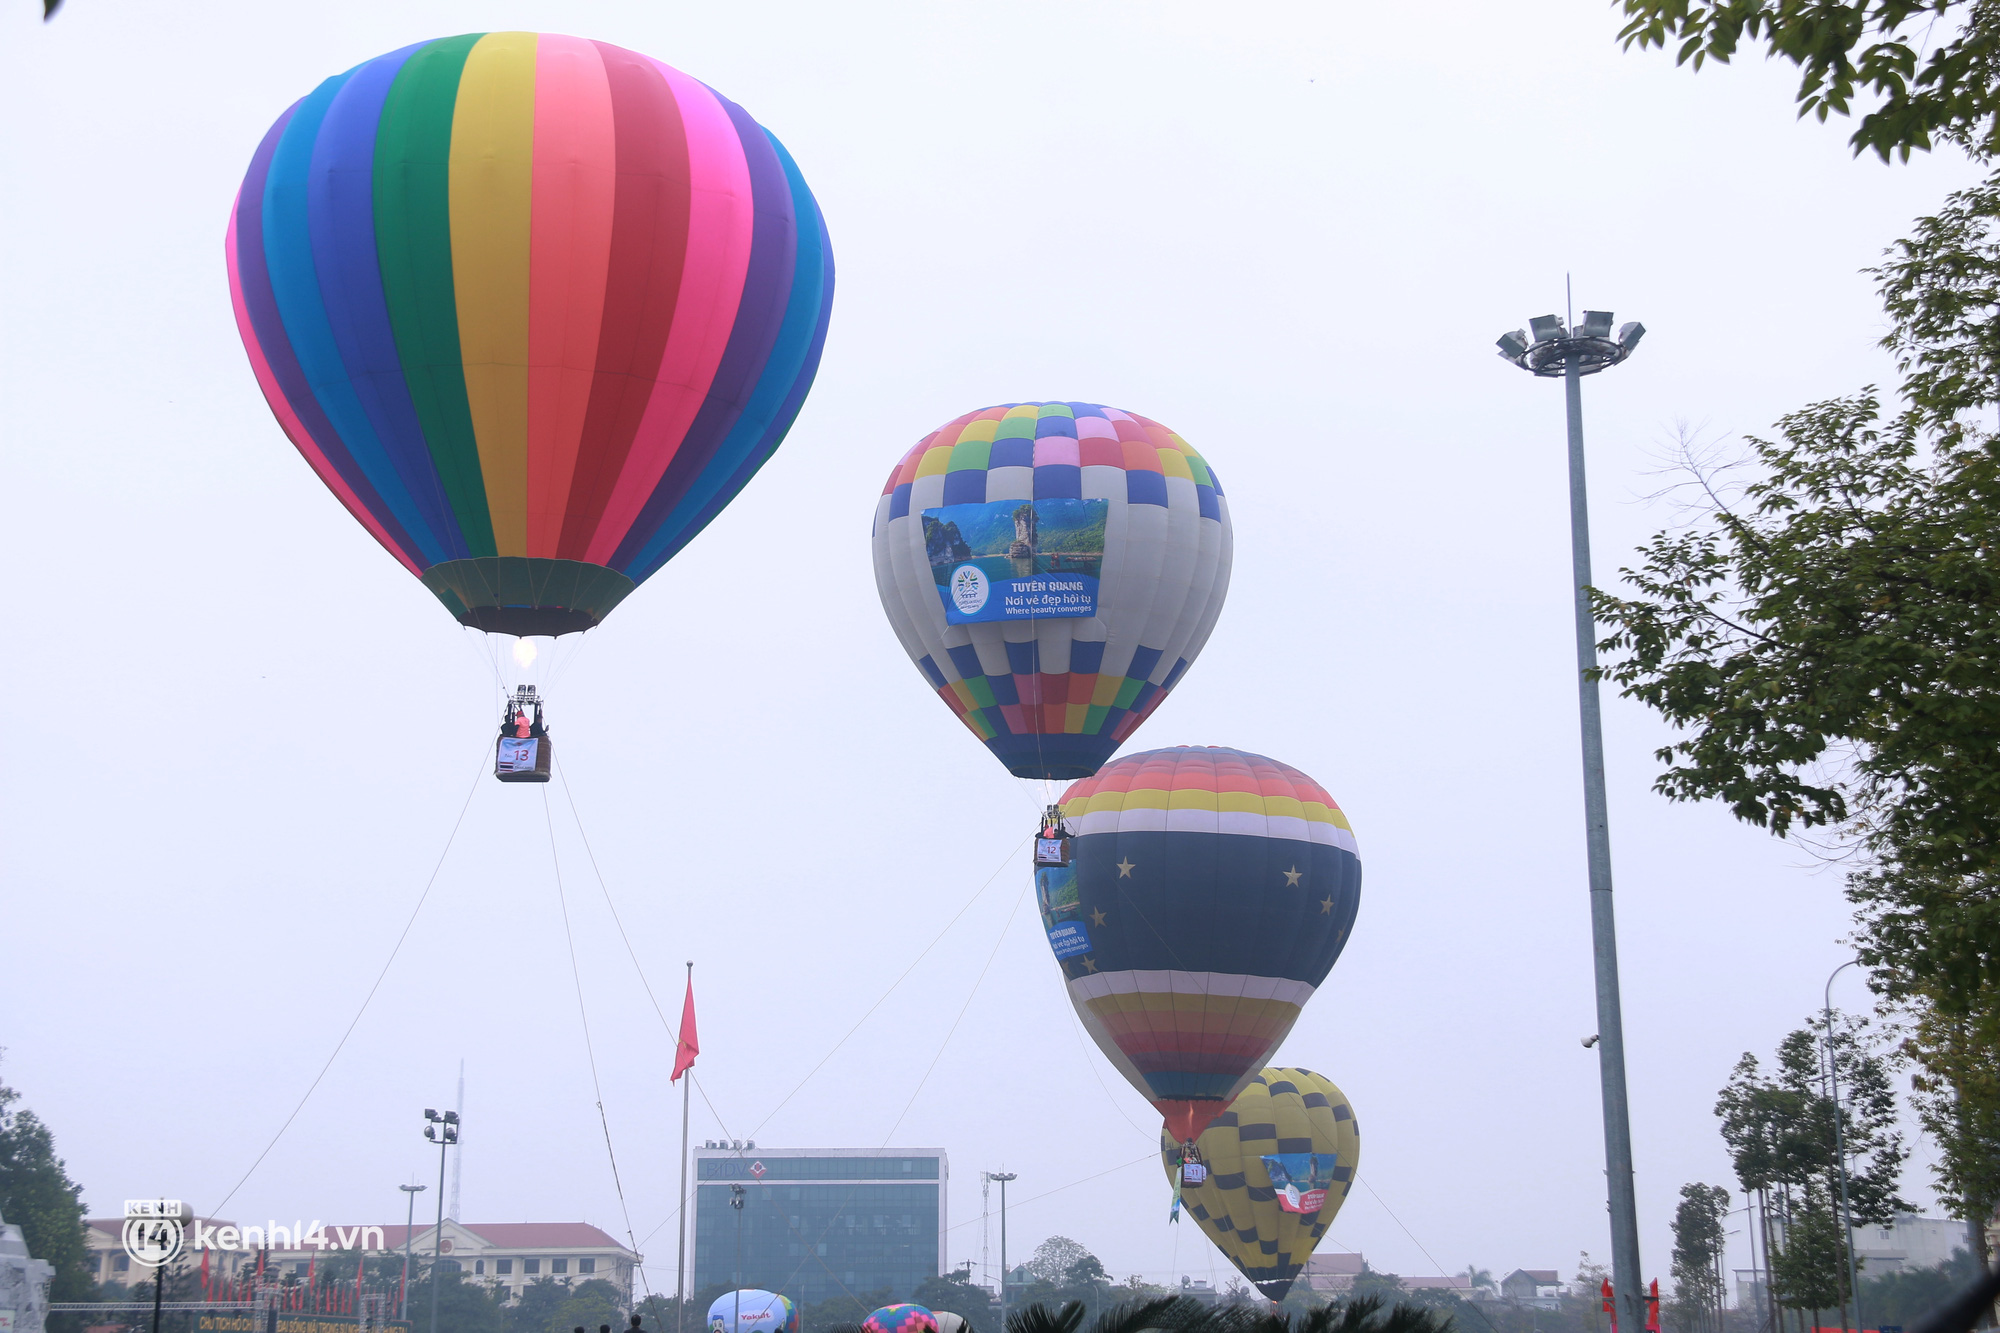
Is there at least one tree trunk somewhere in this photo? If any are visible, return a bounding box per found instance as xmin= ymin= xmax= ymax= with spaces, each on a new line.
xmin=1760 ymin=1184 xmax=1776 ymax=1328
xmin=1973 ymin=1203 xmax=1995 ymax=1331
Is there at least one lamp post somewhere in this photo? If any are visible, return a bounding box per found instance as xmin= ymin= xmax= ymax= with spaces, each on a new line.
xmin=1824 ymin=959 xmax=1866 ymax=1333
xmin=399 ymin=1184 xmax=427 ymax=1322
xmin=423 ymin=1109 xmax=460 ymax=1333
xmin=729 ymin=1184 xmax=746 ymax=1333
xmin=983 ymin=1173 xmax=1016 ymax=1326
xmin=1496 ymin=307 xmax=1648 ymax=1333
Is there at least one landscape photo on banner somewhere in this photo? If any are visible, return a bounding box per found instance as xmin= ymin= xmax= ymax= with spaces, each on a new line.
xmin=1261 ymin=1152 xmax=1336 ymax=1215
xmin=1037 ymin=865 xmax=1092 ymax=958
xmin=921 ymin=496 xmax=1108 ymax=624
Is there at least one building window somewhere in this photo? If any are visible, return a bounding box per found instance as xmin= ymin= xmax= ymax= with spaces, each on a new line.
xmin=524 ymin=1259 xmax=540 ymax=1275
xmin=552 ymin=1259 xmax=568 ymax=1274
xmin=578 ymin=1259 xmax=595 ymax=1274
xmin=115 ymin=1255 xmax=130 ymax=1272
xmin=475 ymin=1261 xmax=485 ymax=1275
xmin=496 ymin=1260 xmax=513 ymax=1275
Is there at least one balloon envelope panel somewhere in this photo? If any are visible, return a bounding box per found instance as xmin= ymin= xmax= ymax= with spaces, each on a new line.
xmin=1161 ymin=1067 xmax=1361 ymax=1302
xmin=228 ymin=33 xmax=834 ymax=635
xmin=871 ymin=403 xmax=1231 ymax=779
xmin=861 ymin=1306 xmax=936 ymax=1333
xmin=707 ymin=1291 xmax=796 ymax=1333
xmin=1042 ymin=747 xmax=1361 ymax=1140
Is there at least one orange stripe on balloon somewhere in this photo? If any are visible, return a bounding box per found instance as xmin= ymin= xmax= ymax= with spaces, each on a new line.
xmin=581 ymin=60 xmax=752 ymax=565
xmin=449 ymin=30 xmax=539 ymax=556
xmin=524 ymin=34 xmax=615 ymax=557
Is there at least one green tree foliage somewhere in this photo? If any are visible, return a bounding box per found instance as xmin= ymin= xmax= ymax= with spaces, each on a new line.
xmin=912 ymin=1265 xmax=999 ymax=1333
xmin=1718 ymin=1022 xmax=1907 ymax=1221
xmin=803 ymin=1286 xmax=890 ymax=1333
xmin=1613 ymin=1 xmax=2000 ymax=160
xmin=1348 ymin=1269 xmax=1408 ymax=1305
xmin=1857 ymin=1248 xmax=1989 ymax=1327
xmin=1768 ymin=1182 xmax=1852 ymax=1315
xmin=404 ymin=1264 xmax=507 ymax=1333
xmin=1714 ymin=1021 xmax=1906 ymax=1330
xmin=1670 ymin=1183 xmax=1730 ymax=1333
xmin=504 ymin=1275 xmax=578 ymax=1333
xmin=633 ymin=1283 xmax=732 ymax=1333
xmin=1011 ymin=1240 xmax=1113 ymax=1320
xmin=1592 ymin=384 xmax=2000 ymax=876
xmin=1592 ymin=171 xmax=2000 ymax=986
xmin=1895 ymin=991 xmax=2000 ymax=1270
xmin=0 ymin=1065 xmax=94 ymax=1333
xmin=549 ymin=1278 xmax=630 ymax=1333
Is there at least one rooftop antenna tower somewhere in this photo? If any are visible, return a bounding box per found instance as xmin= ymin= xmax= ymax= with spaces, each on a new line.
xmin=449 ymin=1061 xmax=464 ymax=1220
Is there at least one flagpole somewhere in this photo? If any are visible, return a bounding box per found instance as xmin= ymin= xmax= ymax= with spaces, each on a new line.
xmin=677 ymin=961 xmax=693 ymax=1333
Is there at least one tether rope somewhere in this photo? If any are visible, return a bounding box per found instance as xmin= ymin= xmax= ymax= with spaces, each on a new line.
xmin=208 ymin=746 xmax=489 ymax=1216
xmin=540 ymin=783 xmax=648 ymax=1300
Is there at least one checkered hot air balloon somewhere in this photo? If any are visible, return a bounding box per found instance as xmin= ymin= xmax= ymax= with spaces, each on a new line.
xmin=861 ymin=1307 xmax=936 ymax=1333
xmin=1038 ymin=747 xmax=1362 ymax=1143
xmin=872 ymin=403 xmax=1231 ymax=780
xmin=227 ymin=33 xmax=834 ymax=635
xmin=1162 ymin=1067 xmax=1361 ymax=1302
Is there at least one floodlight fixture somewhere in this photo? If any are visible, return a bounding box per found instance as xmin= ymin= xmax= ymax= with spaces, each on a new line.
xmin=1499 ymin=306 xmax=1640 ymax=379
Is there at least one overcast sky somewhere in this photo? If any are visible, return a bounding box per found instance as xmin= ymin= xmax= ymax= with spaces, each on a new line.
xmin=1 ymin=0 xmax=1984 ymax=1304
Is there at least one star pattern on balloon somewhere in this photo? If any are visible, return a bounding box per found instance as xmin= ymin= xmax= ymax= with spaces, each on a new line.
xmin=1089 ymin=907 xmax=1108 ymax=926
xmin=1116 ymin=858 xmax=1136 ymax=878
xmin=1283 ymin=866 xmax=1303 ymax=886
xmin=1080 ymin=956 xmax=1099 ymax=972
xmin=1320 ymin=895 xmax=1335 ymax=913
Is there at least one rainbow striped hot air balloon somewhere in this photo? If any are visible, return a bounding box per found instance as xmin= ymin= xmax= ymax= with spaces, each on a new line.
xmin=1037 ymin=747 xmax=1362 ymax=1143
xmin=227 ymin=33 xmax=834 ymax=635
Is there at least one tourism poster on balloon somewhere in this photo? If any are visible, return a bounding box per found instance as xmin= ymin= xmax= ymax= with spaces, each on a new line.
xmin=921 ymin=497 xmax=1107 ymax=624
xmin=1262 ymin=1152 xmax=1337 ymax=1214
xmin=1037 ymin=865 xmax=1092 ymax=959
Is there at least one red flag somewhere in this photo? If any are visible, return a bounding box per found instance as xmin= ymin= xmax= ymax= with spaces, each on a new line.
xmin=200 ymin=1248 xmax=210 ymax=1295
xmin=1646 ymin=1280 xmax=1660 ymax=1333
xmin=672 ymin=975 xmax=699 ymax=1082
xmin=1602 ymin=1278 xmax=1617 ymax=1333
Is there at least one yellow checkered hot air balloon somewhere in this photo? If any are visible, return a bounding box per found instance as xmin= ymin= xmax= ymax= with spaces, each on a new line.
xmin=1160 ymin=1067 xmax=1361 ymax=1302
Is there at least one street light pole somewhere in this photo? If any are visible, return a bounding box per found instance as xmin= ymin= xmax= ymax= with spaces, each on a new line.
xmin=399 ymin=1185 xmax=427 ymax=1322
xmin=423 ymin=1109 xmax=460 ymax=1333
xmin=984 ymin=1173 xmax=1016 ymax=1328
xmin=1825 ymin=959 xmax=1866 ymax=1333
xmin=1498 ymin=308 xmax=1648 ymax=1333
xmin=729 ymin=1184 xmax=746 ymax=1333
